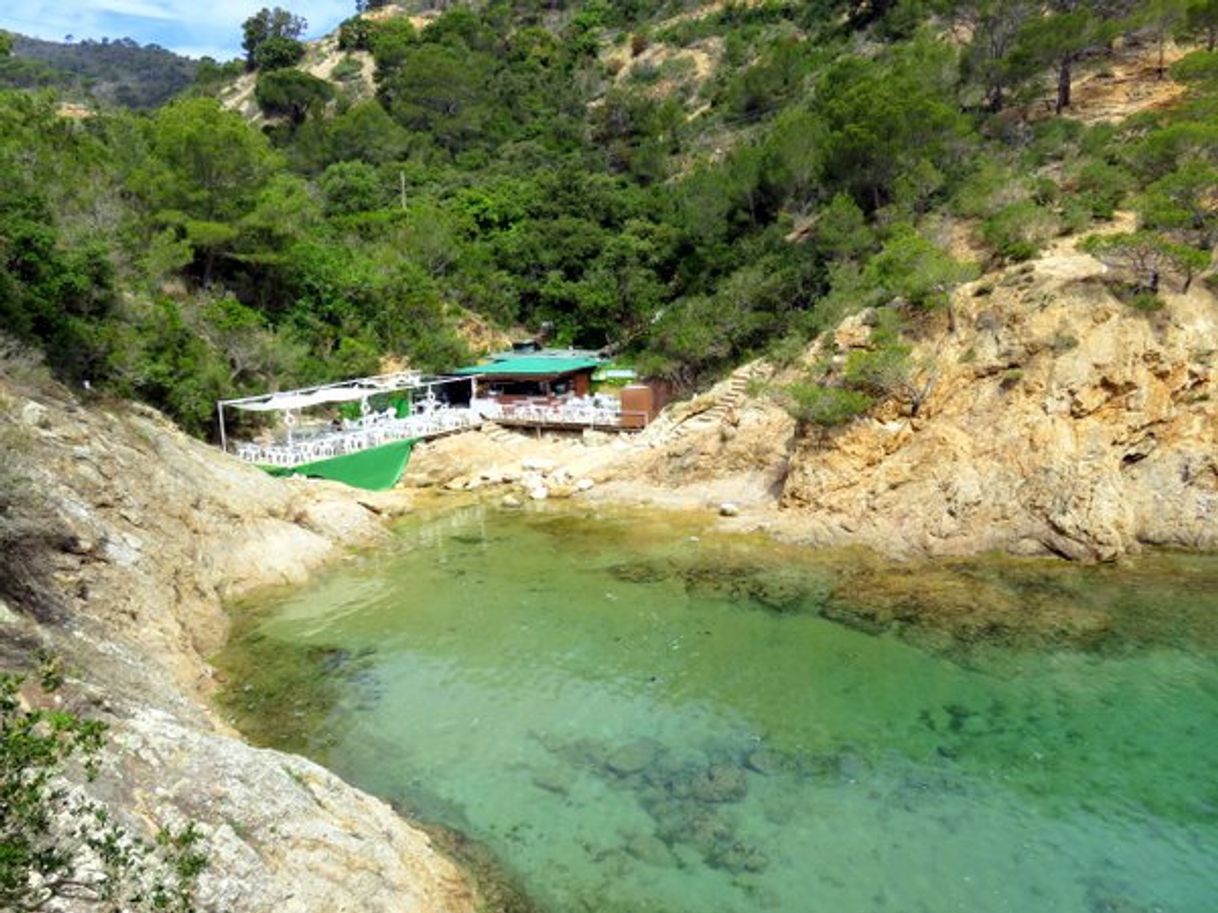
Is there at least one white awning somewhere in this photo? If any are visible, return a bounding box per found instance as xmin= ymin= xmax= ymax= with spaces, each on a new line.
xmin=218 ymin=371 xmax=475 ymax=414
xmin=230 ymin=386 xmax=375 ymax=412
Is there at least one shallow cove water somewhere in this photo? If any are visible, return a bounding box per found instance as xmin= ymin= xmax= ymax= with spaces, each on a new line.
xmin=218 ymin=504 xmax=1218 ymax=913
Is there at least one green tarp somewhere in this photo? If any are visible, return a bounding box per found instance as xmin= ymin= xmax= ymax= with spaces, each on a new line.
xmin=263 ymin=439 xmax=415 ymax=491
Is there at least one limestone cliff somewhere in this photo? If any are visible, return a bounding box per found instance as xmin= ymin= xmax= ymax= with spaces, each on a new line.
xmin=621 ymin=227 xmax=1218 ymax=561
xmin=0 ymin=368 xmax=477 ymax=913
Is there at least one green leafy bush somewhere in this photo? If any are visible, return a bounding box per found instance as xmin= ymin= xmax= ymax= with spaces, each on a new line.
xmin=784 ymin=382 xmax=874 ymax=429
xmin=843 ymin=342 xmax=914 ymax=397
xmin=981 ymin=201 xmax=1058 ymax=262
xmin=255 ymin=69 xmax=333 ymax=122
xmin=320 ymin=160 xmax=382 ymax=215
xmin=330 ymin=56 xmax=364 ymax=83
xmin=253 ymin=35 xmax=305 ymax=71
xmin=0 ymin=662 xmax=208 ymax=912
xmin=337 ymin=16 xmax=373 ymax=52
xmin=1128 ymin=291 xmax=1165 ymax=313
xmin=1083 ymin=231 xmax=1211 ymax=294
xmin=1170 ymin=50 xmax=1218 ymax=85
xmin=1074 ymin=161 xmax=1132 ymax=219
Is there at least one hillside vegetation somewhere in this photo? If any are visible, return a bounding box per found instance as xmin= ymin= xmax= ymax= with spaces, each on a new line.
xmin=2 ymin=1 xmax=1217 ymax=438
xmin=0 ymin=34 xmax=201 ymax=108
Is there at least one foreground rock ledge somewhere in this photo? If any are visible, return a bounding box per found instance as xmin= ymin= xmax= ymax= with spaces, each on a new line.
xmin=0 ymin=375 xmax=477 ymax=913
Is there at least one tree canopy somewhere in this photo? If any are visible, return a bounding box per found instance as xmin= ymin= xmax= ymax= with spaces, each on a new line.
xmin=0 ymin=0 xmax=1216 ymax=435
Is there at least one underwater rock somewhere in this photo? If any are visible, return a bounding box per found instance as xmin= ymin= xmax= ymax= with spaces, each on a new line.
xmin=1084 ymin=882 xmax=1155 ymax=913
xmin=709 ymin=841 xmax=770 ymax=875
xmin=675 ymin=559 xmax=817 ymax=614
xmin=687 ymin=763 xmax=748 ymax=803
xmin=833 ymin=750 xmax=871 ymax=784
xmin=500 ymin=494 xmax=523 ymax=509
xmin=624 ymin=834 xmax=679 ymax=868
xmin=531 ymin=767 xmax=576 ymax=795
xmin=561 ymin=737 xmax=609 ymax=769
xmin=676 ymin=807 xmax=735 ymax=855
xmin=605 ymin=739 xmax=661 ymax=777
xmin=823 ymin=564 xmax=1114 ymax=651
xmin=606 ymin=561 xmax=672 ymax=584
xmin=743 ymin=748 xmax=788 ymax=776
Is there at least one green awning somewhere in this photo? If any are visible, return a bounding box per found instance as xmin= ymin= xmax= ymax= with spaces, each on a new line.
xmin=453 ymin=355 xmax=603 ymax=377
xmin=263 ymin=439 xmax=415 ymax=491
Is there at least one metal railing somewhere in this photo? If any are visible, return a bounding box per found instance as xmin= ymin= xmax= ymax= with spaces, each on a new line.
xmin=233 ymin=395 xmax=648 ymax=468
xmin=234 ymin=407 xmax=481 ymax=467
xmin=473 ymin=396 xmax=645 ymax=430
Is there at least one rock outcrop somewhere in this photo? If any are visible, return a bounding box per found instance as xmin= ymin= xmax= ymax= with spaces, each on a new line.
xmin=0 ymin=371 xmax=477 ymax=913
xmin=618 ymin=231 xmax=1218 ymax=561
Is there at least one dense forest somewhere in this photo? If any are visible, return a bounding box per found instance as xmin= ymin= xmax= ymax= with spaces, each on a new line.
xmin=1 ymin=0 xmax=1217 ymax=437
xmin=0 ymin=34 xmax=201 ymax=108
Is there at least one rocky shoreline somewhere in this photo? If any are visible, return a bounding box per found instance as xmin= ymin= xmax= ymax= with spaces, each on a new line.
xmin=404 ymin=228 xmax=1218 ymax=564
xmin=0 ymin=372 xmax=480 ymax=913
xmin=3 ymin=222 xmax=1217 ymax=909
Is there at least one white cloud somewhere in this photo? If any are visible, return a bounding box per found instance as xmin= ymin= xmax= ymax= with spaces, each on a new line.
xmin=89 ymin=0 xmax=176 ymax=21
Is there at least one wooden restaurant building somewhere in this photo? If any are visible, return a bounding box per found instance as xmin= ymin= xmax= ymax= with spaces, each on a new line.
xmin=453 ymin=349 xmax=603 ymax=399
xmin=454 ymin=347 xmax=664 ymax=429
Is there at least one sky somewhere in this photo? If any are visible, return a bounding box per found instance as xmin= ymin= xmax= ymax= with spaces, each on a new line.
xmin=0 ymin=0 xmax=357 ymax=61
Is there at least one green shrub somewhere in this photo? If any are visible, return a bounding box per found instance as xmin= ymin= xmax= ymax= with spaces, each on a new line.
xmin=843 ymin=342 xmax=913 ymax=396
xmin=320 ymin=160 xmax=382 ymax=215
xmin=337 ymin=16 xmax=373 ymax=51
xmin=1051 ymin=332 xmax=1079 ymax=352
xmin=785 ymin=382 xmax=873 ymax=428
xmin=1059 ymin=196 xmax=1094 ymax=235
xmin=629 ymin=61 xmax=661 ymax=85
xmin=982 ymin=201 xmax=1057 ymax=262
xmin=331 ymin=56 xmax=363 ymax=83
xmin=255 ymin=69 xmax=333 ymax=123
xmin=253 ymin=36 xmax=305 ymax=71
xmin=953 ymin=161 xmax=1027 ymax=219
xmin=1074 ymin=161 xmax=1132 ymax=219
xmin=368 ymin=18 xmax=417 ymax=73
xmin=1128 ymin=291 xmax=1165 ymax=313
xmin=0 ymin=662 xmax=208 ymax=912
xmin=1170 ymin=50 xmax=1218 ymax=85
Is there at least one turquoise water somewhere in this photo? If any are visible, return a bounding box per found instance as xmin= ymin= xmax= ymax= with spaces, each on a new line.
xmin=221 ymin=505 xmax=1218 ymax=913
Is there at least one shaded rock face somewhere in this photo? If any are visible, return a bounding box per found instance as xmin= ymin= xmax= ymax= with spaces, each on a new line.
xmin=0 ymin=375 xmax=476 ymax=913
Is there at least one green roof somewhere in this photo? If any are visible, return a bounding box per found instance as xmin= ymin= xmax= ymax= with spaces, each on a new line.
xmin=453 ymin=355 xmax=603 ymax=377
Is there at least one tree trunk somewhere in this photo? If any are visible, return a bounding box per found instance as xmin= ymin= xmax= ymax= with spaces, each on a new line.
xmin=1056 ymin=58 xmax=1072 ymax=114
xmin=987 ymin=83 xmax=1004 ymax=114
xmin=202 ymin=249 xmax=215 ymax=288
